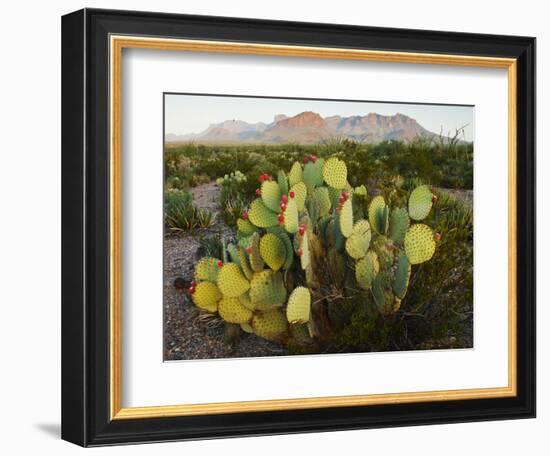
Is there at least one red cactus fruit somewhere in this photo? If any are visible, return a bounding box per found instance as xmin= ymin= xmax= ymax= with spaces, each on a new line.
xmin=281 ymin=194 xmax=288 ymax=204
xmin=303 ymin=156 xmax=309 ymax=164
xmin=297 ymin=248 xmax=303 ymax=257
xmin=289 ymin=191 xmax=295 ymax=198
xmin=255 ymin=188 xmax=261 ymax=196
xmin=299 ymin=225 xmax=305 ymax=236
xmin=188 ymin=287 xmax=195 ymax=295
xmin=310 ymin=155 xmax=317 ymax=163
xmin=259 ymin=174 xmax=265 ymax=183
xmin=280 ymin=202 xmax=287 ymax=211
xmin=217 ymin=260 xmax=223 ymax=267
xmin=435 ymin=233 xmax=441 ymax=242
xmin=191 ymin=280 xmax=197 ymax=287
xmin=242 ymin=212 xmax=249 ymax=219
xmin=246 ymin=247 xmax=252 ymax=254
xmin=277 ymin=213 xmax=285 ymax=223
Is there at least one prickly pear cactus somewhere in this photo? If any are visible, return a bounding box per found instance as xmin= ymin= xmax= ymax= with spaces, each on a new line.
xmin=192 ymin=282 xmax=222 ymax=312
xmin=217 ymin=263 xmax=250 ymax=297
xmin=194 ymin=257 xmax=220 ymax=283
xmin=389 ymin=208 xmax=409 ymax=244
xmin=218 ymin=296 xmax=253 ymax=324
xmin=259 ymin=233 xmax=286 ymax=271
xmin=248 ymin=198 xmax=279 ymax=228
xmin=286 ymin=286 xmax=311 ymax=324
xmin=288 ymin=161 xmax=303 ymax=187
xmin=369 ymin=195 xmax=388 ymax=235
xmin=322 ymin=157 xmax=348 ymax=189
xmin=188 ymin=157 xmax=443 ymax=346
xmin=408 ymin=185 xmax=434 ymax=221
xmin=261 ymin=180 xmax=282 ymax=212
xmin=393 ymin=253 xmax=411 ymax=299
xmin=404 ymin=223 xmax=436 ymax=264
xmin=303 ymin=158 xmax=325 ymax=191
xmin=252 ymin=309 xmax=288 ymax=342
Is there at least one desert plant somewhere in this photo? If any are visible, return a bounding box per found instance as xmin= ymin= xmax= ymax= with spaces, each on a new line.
xmin=196 ymin=208 xmax=215 ymax=228
xmin=165 ymin=189 xmax=214 ymax=232
xmin=186 ymin=156 xmax=446 ymax=350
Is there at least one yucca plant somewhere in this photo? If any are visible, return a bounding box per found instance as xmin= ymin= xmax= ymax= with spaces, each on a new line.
xmin=165 ymin=189 xmax=214 ymax=232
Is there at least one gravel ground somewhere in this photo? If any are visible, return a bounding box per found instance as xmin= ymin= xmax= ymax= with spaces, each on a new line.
xmin=164 ymin=182 xmax=288 ymax=361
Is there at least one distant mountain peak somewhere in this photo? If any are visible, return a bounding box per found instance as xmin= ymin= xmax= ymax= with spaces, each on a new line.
xmin=166 ymin=110 xmax=440 ymax=145
xmin=272 ymin=111 xmax=327 ymax=129
xmin=273 ymin=114 xmax=288 ymax=123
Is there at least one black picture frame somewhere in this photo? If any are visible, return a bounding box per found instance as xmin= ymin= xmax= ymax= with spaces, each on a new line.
xmin=62 ymin=8 xmax=536 ymax=447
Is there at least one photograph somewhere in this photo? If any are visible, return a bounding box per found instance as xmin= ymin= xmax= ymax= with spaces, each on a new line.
xmin=163 ymin=94 xmax=474 ymax=361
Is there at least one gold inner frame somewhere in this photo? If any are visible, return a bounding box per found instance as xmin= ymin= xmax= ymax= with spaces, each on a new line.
xmin=109 ymin=35 xmax=517 ymax=420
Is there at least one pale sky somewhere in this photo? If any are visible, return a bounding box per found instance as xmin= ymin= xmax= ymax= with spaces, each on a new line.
xmin=165 ymin=93 xmax=474 ymax=142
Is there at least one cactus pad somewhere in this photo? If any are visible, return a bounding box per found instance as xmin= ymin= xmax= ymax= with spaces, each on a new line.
xmin=277 ymin=231 xmax=294 ymax=270
xmin=252 ymin=310 xmax=288 ymax=342
xmin=339 ymin=199 xmax=353 ymax=238
xmin=192 ymin=282 xmax=222 ymax=312
xmin=355 ymin=251 xmax=380 ymax=290
xmin=314 ymin=187 xmax=332 ymax=216
xmin=408 ymin=185 xmax=433 ymax=221
xmin=352 ymin=219 xmax=370 ymax=237
xmin=259 ymin=233 xmax=287 ymax=271
xmin=248 ymin=198 xmax=278 ymax=228
xmin=345 ymin=225 xmax=371 ymax=259
xmin=327 ymin=186 xmax=341 ymax=209
xmin=288 ymin=161 xmax=303 ymax=187
xmin=354 ymin=184 xmax=367 ymax=197
xmin=238 ymin=247 xmax=254 ymax=280
xmin=240 ymin=322 xmax=254 ymax=333
xmin=227 ymin=243 xmax=240 ymax=266
xmin=277 ymin=170 xmax=289 ymax=195
xmin=283 ymin=197 xmax=299 ymax=233
xmin=297 ymin=230 xmax=311 ymax=270
xmin=372 ymin=274 xmax=398 ymax=315
xmin=290 ymin=181 xmax=307 ymax=211
xmin=250 ymin=270 xmax=287 ymax=308
xmin=218 ymin=296 xmax=253 ymax=324
xmin=237 ymin=218 xmax=257 ymax=236
xmin=261 ymin=180 xmax=282 ymax=212
xmin=368 ymin=195 xmax=388 ymax=234
xmin=286 ymin=286 xmax=311 ymax=324
xmin=404 ymin=223 xmax=436 ymax=264
xmin=217 ymin=263 xmax=250 ymax=297
xmin=393 ymin=253 xmax=411 ymax=299
xmin=303 ymin=159 xmax=324 ymax=191
xmin=322 ymin=157 xmax=348 ymax=189
xmin=248 ymin=232 xmax=265 ymax=272
xmin=194 ymin=257 xmax=220 ymax=283
xmin=389 ymin=207 xmax=410 ymax=244
xmin=238 ymin=290 xmax=254 ymax=310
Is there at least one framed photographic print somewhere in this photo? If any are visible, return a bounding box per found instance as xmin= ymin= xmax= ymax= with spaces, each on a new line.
xmin=61 ymin=8 xmax=536 ymax=447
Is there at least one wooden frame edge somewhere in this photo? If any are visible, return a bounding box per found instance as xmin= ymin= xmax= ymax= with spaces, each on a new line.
xmin=109 ymin=35 xmax=518 ymax=420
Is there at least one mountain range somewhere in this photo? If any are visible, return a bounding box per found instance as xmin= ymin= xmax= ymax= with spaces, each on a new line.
xmin=165 ymin=111 xmax=440 ymax=145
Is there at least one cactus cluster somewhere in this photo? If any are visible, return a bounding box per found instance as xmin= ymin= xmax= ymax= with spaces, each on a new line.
xmin=188 ymin=157 xmax=441 ymax=345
